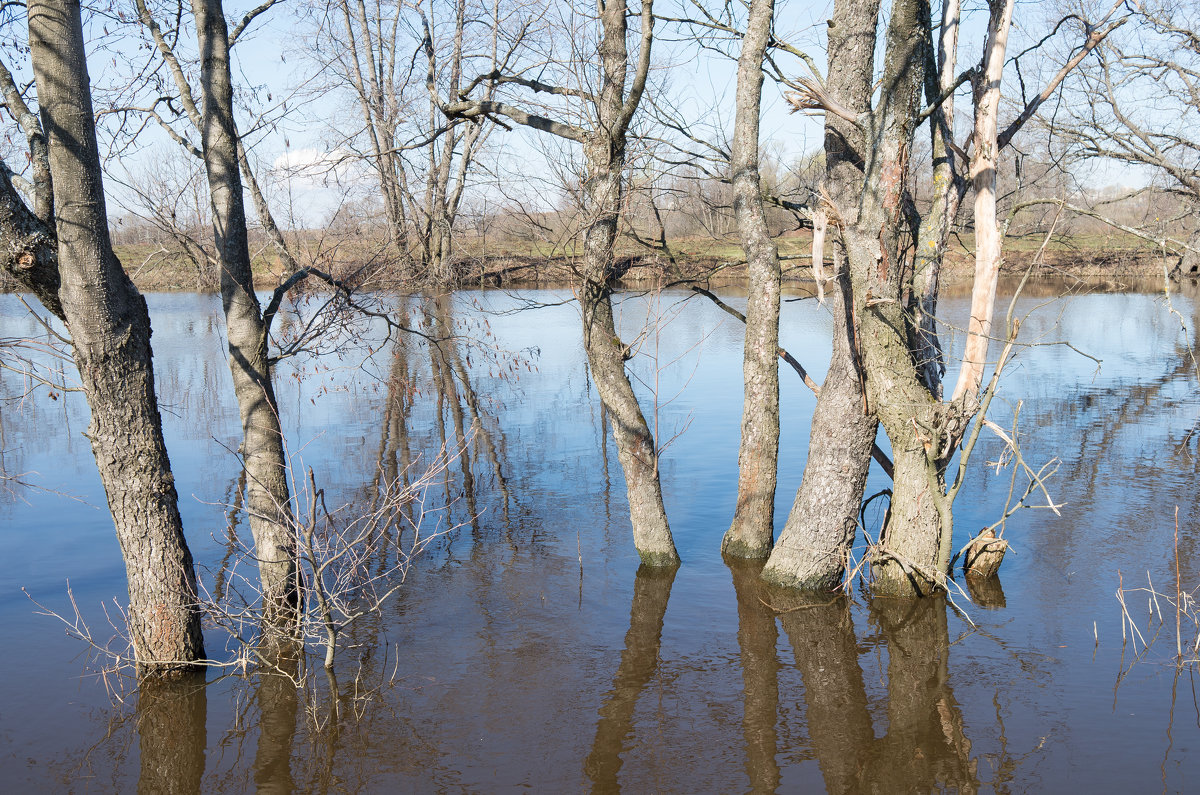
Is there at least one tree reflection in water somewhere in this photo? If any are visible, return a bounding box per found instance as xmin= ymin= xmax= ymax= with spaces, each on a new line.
xmin=773 ymin=592 xmax=977 ymax=792
xmin=584 ymin=564 xmax=678 ymax=791
xmin=136 ymin=673 xmax=206 ymax=795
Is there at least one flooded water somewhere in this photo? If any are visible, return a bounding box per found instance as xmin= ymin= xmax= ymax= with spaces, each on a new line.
xmin=2 ymin=280 xmax=1200 ymax=791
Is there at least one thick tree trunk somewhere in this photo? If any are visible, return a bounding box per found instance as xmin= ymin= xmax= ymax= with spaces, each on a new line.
xmin=28 ymin=0 xmax=205 ymax=673
xmin=761 ymin=0 xmax=881 ymax=589
xmin=193 ymin=0 xmax=298 ymax=635
xmin=763 ymin=264 xmax=876 ymax=589
xmin=835 ymin=0 xmax=948 ymax=597
xmin=722 ymin=0 xmax=781 ymax=559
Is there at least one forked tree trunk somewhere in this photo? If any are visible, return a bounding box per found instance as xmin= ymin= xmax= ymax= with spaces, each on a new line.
xmin=864 ymin=0 xmax=1014 ymax=597
xmin=839 ymin=0 xmax=943 ymax=596
xmin=722 ymin=0 xmax=781 ymax=559
xmin=193 ymin=0 xmax=298 ymax=634
xmin=28 ymin=0 xmax=205 ymax=673
xmin=761 ymin=0 xmax=881 ymax=590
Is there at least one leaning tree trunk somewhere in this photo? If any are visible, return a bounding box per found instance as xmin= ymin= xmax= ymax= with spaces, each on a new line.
xmin=193 ymin=0 xmax=298 ymax=634
xmin=578 ymin=0 xmax=678 ymax=567
xmin=28 ymin=0 xmax=205 ymax=673
xmin=761 ymin=0 xmax=882 ymax=589
xmin=579 ymin=151 xmax=679 ymax=565
xmin=722 ymin=0 xmax=781 ymax=559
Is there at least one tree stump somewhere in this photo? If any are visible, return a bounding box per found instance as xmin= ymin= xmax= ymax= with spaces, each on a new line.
xmin=962 ymin=528 xmax=1008 ymax=578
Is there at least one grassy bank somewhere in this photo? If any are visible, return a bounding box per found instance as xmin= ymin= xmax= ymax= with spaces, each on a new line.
xmin=0 ymin=229 xmax=1171 ymax=295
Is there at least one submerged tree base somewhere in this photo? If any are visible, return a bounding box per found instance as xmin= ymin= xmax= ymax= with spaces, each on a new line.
xmin=759 ymin=554 xmax=846 ymax=592
xmin=637 ymin=549 xmax=682 ymax=568
xmin=721 ymin=534 xmax=773 ymax=561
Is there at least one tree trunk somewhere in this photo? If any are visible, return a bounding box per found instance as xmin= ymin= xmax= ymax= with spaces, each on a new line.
xmin=951 ymin=0 xmax=1015 ymax=406
xmin=834 ymin=0 xmax=946 ymax=597
xmin=912 ymin=0 xmax=963 ymax=397
xmin=580 ymin=268 xmax=679 ymax=565
xmin=193 ymin=0 xmax=298 ymax=635
xmin=579 ymin=0 xmax=677 ymax=566
xmin=763 ymin=262 xmax=877 ymax=589
xmin=761 ymin=0 xmax=881 ymax=589
xmin=722 ymin=0 xmax=781 ymax=559
xmin=28 ymin=0 xmax=205 ymax=673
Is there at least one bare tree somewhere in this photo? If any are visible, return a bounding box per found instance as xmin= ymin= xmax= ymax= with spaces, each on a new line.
xmin=0 ymin=0 xmax=205 ymax=673
xmin=439 ymin=0 xmax=679 ymax=565
xmin=307 ymin=0 xmax=522 ymax=281
xmin=1055 ymin=1 xmax=1200 ymax=269
xmin=720 ymin=0 xmax=782 ymax=559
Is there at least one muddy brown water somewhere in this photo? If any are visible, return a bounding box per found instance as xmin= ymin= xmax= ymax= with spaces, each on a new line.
xmin=2 ymin=280 xmax=1200 ymax=791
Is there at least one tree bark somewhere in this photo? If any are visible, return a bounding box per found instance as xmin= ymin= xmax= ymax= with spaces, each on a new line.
xmin=28 ymin=0 xmax=205 ymax=672
xmin=192 ymin=0 xmax=298 ymax=636
xmin=722 ymin=0 xmax=781 ymax=559
xmin=912 ymin=0 xmax=963 ymax=397
xmin=951 ymin=0 xmax=1015 ymax=406
xmin=761 ymin=0 xmax=881 ymax=590
xmin=580 ymin=0 xmax=677 ymax=566
xmin=831 ymin=0 xmax=947 ymax=597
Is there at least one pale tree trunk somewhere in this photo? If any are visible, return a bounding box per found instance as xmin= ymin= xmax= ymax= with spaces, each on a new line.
xmin=952 ymin=0 xmax=1015 ymax=407
xmin=193 ymin=0 xmax=298 ymax=635
xmin=722 ymin=0 xmax=781 ymax=558
xmin=761 ymin=0 xmax=881 ymax=590
xmin=28 ymin=0 xmax=205 ymax=672
xmin=811 ymin=209 xmax=827 ymax=303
